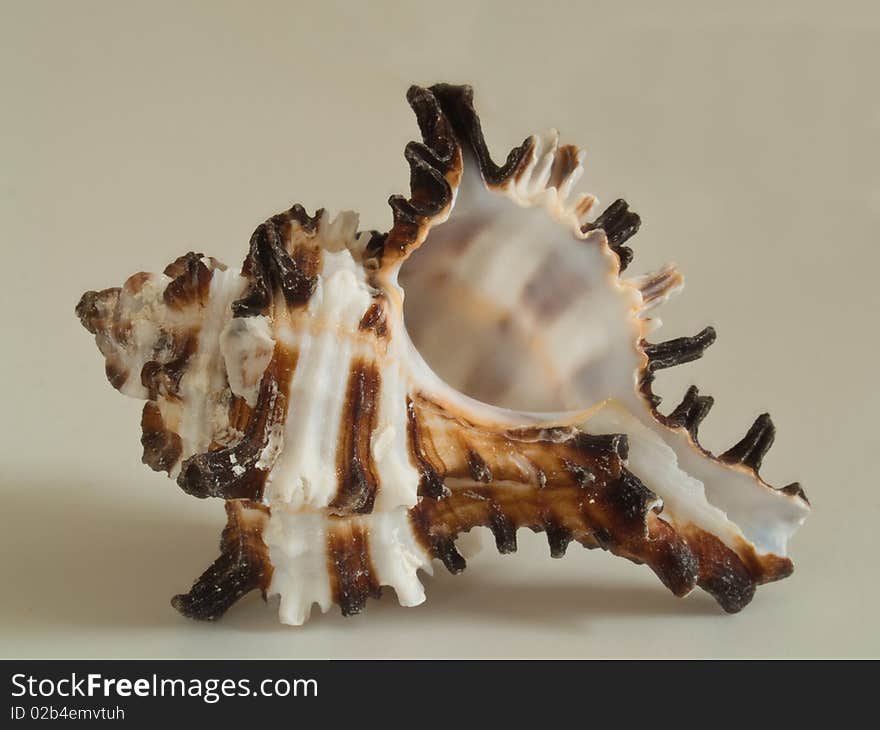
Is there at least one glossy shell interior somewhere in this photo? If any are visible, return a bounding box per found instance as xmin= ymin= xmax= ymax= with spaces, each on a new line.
xmin=76 ymin=84 xmax=809 ymax=625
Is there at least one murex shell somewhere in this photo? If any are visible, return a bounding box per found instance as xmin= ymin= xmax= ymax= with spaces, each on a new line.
xmin=76 ymin=84 xmax=809 ymax=625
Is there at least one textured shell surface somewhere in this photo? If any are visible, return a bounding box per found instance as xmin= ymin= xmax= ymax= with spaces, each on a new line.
xmin=75 ymin=83 xmax=809 ymax=625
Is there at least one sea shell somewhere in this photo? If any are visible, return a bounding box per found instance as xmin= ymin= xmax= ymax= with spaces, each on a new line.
xmin=75 ymin=83 xmax=809 ymax=625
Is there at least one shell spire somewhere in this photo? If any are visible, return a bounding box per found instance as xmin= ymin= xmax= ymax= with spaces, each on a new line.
xmin=75 ymin=83 xmax=809 ymax=625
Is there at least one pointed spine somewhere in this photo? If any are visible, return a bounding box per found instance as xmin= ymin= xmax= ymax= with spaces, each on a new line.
xmin=643 ymin=326 xmax=717 ymax=372
xmin=639 ymin=327 xmax=716 ymax=408
xmin=666 ymin=386 xmax=714 ymax=440
xmin=720 ymin=413 xmax=775 ymax=471
xmin=582 ymin=198 xmax=640 ymax=271
xmin=781 ymin=482 xmax=809 ymax=503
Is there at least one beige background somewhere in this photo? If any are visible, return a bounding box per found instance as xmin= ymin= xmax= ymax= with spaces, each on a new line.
xmin=1 ymin=0 xmax=877 ymax=658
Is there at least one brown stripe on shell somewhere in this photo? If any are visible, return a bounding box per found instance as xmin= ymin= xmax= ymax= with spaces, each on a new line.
xmin=163 ymin=251 xmax=226 ymax=279
xmin=548 ymin=144 xmax=580 ymax=190
xmin=574 ymin=195 xmax=597 ymax=220
xmin=226 ymin=394 xmax=253 ymax=434
xmin=409 ymin=456 xmax=792 ymax=613
xmin=407 ymin=401 xmax=642 ymax=570
xmin=487 ymin=502 xmax=517 ymax=553
xmin=636 ymin=267 xmax=684 ymax=308
xmin=172 ymin=500 xmax=272 ymax=621
xmin=291 ymin=242 xmax=323 ymax=280
xmin=408 ymin=396 xmax=629 ymax=492
xmin=465 ymin=448 xmax=493 ymax=483
xmin=140 ymin=334 xmax=199 ymax=400
xmin=162 ymin=252 xmax=215 ymax=310
xmin=76 ymin=287 xmax=136 ymax=393
xmin=233 ymin=207 xmax=320 ymax=317
xmin=640 ymin=516 xmax=701 ymax=598
xmin=358 ymin=298 xmax=388 ymax=337
xmin=679 ymin=526 xmax=757 ymax=613
xmin=739 ymin=545 xmax=795 ymax=585
xmin=140 ymin=401 xmax=183 ymax=474
xmin=326 ymin=520 xmax=382 ymax=616
xmin=409 ymin=507 xmax=467 ymax=573
xmin=286 ymin=202 xmax=322 ymax=235
xmin=409 ymin=464 xmax=709 ymax=601
xmin=176 ymin=345 xmax=297 ymax=500
xmin=330 ymin=360 xmax=381 ymax=514
xmin=382 ymin=86 xmax=461 ymax=262
xmin=363 ymin=230 xmax=388 ymax=266
xmin=75 ymin=287 xmax=121 ymax=336
xmin=543 ymin=515 xmax=573 ymax=558
xmin=122 ymin=271 xmax=152 ymax=296
xmin=207 ymin=394 xmax=254 ymax=451
xmin=405 ymin=397 xmax=448 ymax=499
xmin=103 ymin=358 xmax=129 ymax=391
xmin=404 ymin=395 xmax=788 ymax=612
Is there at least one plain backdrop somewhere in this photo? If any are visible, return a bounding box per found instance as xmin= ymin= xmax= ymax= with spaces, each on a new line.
xmin=1 ymin=0 xmax=878 ymax=658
